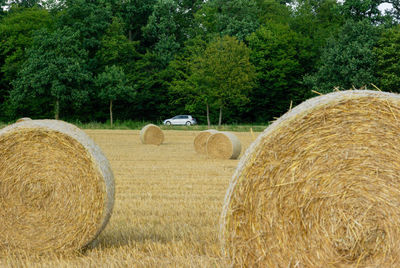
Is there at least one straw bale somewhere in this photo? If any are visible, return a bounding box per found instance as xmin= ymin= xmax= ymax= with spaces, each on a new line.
xmin=193 ymin=129 xmax=218 ymax=154
xmin=16 ymin=117 xmax=32 ymax=123
xmin=140 ymin=124 xmax=164 ymax=145
xmin=221 ymin=90 xmax=400 ymax=267
xmin=0 ymin=119 xmax=114 ymax=254
xmin=206 ymin=132 xmax=241 ymax=159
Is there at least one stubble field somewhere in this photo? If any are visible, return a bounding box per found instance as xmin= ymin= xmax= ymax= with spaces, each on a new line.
xmin=1 ymin=129 xmax=258 ymax=267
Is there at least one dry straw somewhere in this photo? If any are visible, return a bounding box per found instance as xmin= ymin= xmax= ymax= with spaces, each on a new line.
xmin=140 ymin=124 xmax=164 ymax=145
xmin=0 ymin=120 xmax=114 ymax=254
xmin=207 ymin=131 xmax=241 ymax=159
xmin=193 ymin=129 xmax=218 ymax=154
xmin=221 ymin=90 xmax=400 ymax=267
xmin=15 ymin=117 xmax=32 ymax=123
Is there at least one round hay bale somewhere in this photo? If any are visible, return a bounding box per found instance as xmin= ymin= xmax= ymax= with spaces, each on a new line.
xmin=0 ymin=119 xmax=114 ymax=254
xmin=221 ymin=90 xmax=400 ymax=267
xmin=206 ymin=131 xmax=241 ymax=159
xmin=140 ymin=124 xmax=164 ymax=145
xmin=16 ymin=117 xmax=32 ymax=123
xmin=193 ymin=129 xmax=218 ymax=154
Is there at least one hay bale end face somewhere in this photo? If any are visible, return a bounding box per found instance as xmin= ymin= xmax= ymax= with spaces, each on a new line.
xmin=0 ymin=120 xmax=114 ymax=254
xmin=193 ymin=129 xmax=218 ymax=154
xmin=206 ymin=132 xmax=241 ymax=159
xmin=221 ymin=90 xmax=400 ymax=266
xmin=140 ymin=124 xmax=164 ymax=145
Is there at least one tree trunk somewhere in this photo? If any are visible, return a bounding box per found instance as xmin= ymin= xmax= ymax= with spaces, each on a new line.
xmin=110 ymin=99 xmax=113 ymax=128
xmin=55 ymin=99 xmax=59 ymax=120
xmin=206 ymin=101 xmax=210 ymax=128
xmin=128 ymin=30 xmax=132 ymax=41
xmin=218 ymin=106 xmax=222 ymax=127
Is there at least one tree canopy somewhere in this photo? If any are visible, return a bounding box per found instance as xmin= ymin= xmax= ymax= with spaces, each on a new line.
xmin=305 ymin=19 xmax=379 ymax=93
xmin=247 ymin=21 xmax=309 ymax=121
xmin=10 ymin=27 xmax=91 ymax=119
xmin=0 ymin=0 xmax=399 ymax=124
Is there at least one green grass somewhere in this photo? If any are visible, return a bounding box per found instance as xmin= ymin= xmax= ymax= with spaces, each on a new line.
xmin=160 ymin=124 xmax=267 ymax=132
xmin=73 ymin=120 xmax=151 ymax=130
xmin=1 ymin=120 xmax=268 ymax=132
xmin=75 ymin=120 xmax=268 ymax=132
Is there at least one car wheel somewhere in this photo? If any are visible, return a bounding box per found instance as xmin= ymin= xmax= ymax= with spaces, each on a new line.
xmin=166 ymin=121 xmax=171 ymax=125
xmin=186 ymin=121 xmax=192 ymax=126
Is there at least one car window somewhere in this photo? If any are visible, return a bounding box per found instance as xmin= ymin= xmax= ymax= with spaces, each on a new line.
xmin=172 ymin=116 xmax=179 ymax=119
xmin=182 ymin=116 xmax=188 ymax=119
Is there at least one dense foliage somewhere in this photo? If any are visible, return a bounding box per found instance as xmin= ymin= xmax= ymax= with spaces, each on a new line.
xmin=0 ymin=0 xmax=399 ymax=124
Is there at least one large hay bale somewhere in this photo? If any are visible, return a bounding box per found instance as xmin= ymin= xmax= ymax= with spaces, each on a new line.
xmin=140 ymin=124 xmax=164 ymax=145
xmin=0 ymin=119 xmax=114 ymax=254
xmin=221 ymin=90 xmax=400 ymax=266
xmin=193 ymin=129 xmax=218 ymax=154
xmin=16 ymin=117 xmax=32 ymax=123
xmin=206 ymin=132 xmax=241 ymax=159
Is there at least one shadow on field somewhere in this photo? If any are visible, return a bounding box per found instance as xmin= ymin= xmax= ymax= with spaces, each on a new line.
xmin=96 ymin=225 xmax=185 ymax=248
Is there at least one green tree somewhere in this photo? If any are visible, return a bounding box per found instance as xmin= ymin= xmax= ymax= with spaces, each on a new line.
xmin=169 ymin=37 xmax=212 ymax=126
xmin=142 ymin=0 xmax=181 ymax=67
xmin=96 ymin=17 xmax=140 ymax=73
xmin=247 ymin=21 xmax=309 ymax=122
xmin=195 ymin=0 xmax=260 ymax=41
xmin=129 ymin=52 xmax=173 ymax=121
xmin=51 ymin=0 xmax=113 ymax=121
xmin=95 ymin=65 xmax=134 ymax=127
xmin=10 ymin=27 xmax=91 ymax=120
xmin=256 ymin=0 xmax=292 ymax=24
xmin=289 ymin=0 xmax=344 ymax=74
xmin=171 ymin=36 xmax=256 ymax=126
xmin=202 ymin=36 xmax=256 ymax=126
xmin=0 ymin=7 xmax=52 ymax=106
xmin=340 ymin=0 xmax=386 ymax=23
xmin=375 ymin=25 xmax=400 ymax=92
xmin=305 ymin=19 xmax=380 ymax=93
xmin=6 ymin=0 xmax=41 ymax=8
xmin=56 ymin=0 xmax=113 ymax=61
xmin=118 ymin=0 xmax=157 ymax=42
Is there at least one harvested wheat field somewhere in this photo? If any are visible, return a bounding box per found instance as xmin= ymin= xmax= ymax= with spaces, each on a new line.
xmin=0 ymin=129 xmax=257 ymax=267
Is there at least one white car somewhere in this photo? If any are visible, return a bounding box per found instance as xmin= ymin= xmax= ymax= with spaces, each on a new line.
xmin=163 ymin=115 xmax=197 ymax=126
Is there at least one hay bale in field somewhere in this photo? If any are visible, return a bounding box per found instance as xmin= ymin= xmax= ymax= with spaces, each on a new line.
xmin=0 ymin=119 xmax=114 ymax=254
xmin=140 ymin=124 xmax=164 ymax=145
xmin=206 ymin=131 xmax=241 ymax=159
xmin=221 ymin=90 xmax=400 ymax=267
xmin=193 ymin=129 xmax=218 ymax=154
xmin=16 ymin=117 xmax=32 ymax=123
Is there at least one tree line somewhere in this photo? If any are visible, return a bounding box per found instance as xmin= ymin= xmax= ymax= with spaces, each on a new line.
xmin=1 ymin=0 xmax=400 ymax=126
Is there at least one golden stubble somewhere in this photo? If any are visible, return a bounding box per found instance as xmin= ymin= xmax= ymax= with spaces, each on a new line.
xmin=0 ymin=129 xmax=256 ymax=267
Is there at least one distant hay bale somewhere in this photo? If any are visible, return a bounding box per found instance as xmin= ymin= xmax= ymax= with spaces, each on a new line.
xmin=0 ymin=119 xmax=114 ymax=254
xmin=194 ymin=129 xmax=218 ymax=154
xmin=206 ymin=132 xmax=241 ymax=159
xmin=140 ymin=124 xmax=164 ymax=145
xmin=221 ymin=90 xmax=400 ymax=266
xmin=16 ymin=117 xmax=32 ymax=123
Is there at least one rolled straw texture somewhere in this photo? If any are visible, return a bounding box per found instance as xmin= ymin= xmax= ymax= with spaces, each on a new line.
xmin=0 ymin=120 xmax=114 ymax=254
xmin=16 ymin=117 xmax=32 ymax=123
xmin=206 ymin=132 xmax=241 ymax=159
xmin=221 ymin=90 xmax=400 ymax=267
xmin=193 ymin=129 xmax=218 ymax=154
xmin=140 ymin=124 xmax=164 ymax=145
